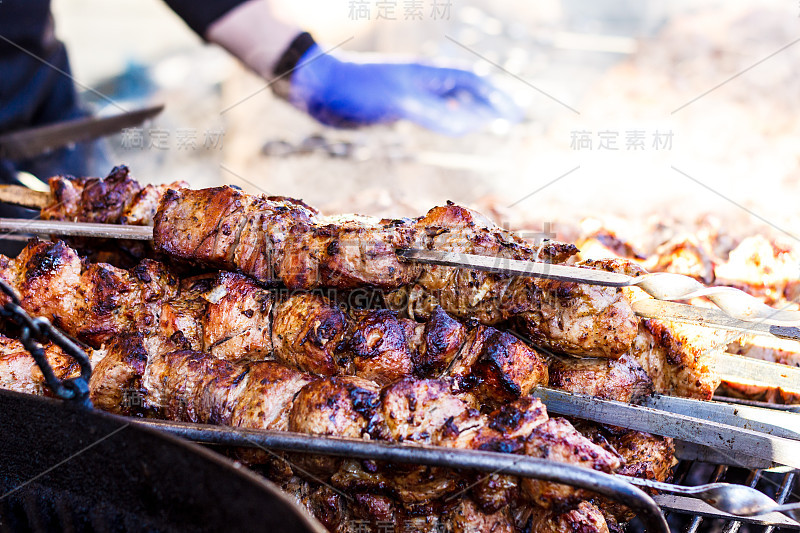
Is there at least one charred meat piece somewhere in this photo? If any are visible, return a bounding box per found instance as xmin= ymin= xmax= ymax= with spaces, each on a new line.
xmin=447 ymin=325 xmax=548 ymax=404
xmin=548 ymin=354 xmax=653 ymax=403
xmin=42 ymin=165 xmax=140 ymax=224
xmin=573 ymin=421 xmax=676 ymax=522
xmin=412 ymin=305 xmax=466 ymax=377
xmin=343 ymin=309 xmax=416 ymax=386
xmin=0 ymin=239 xmax=178 ymax=350
xmin=372 ymin=378 xmax=475 ymax=443
xmin=88 ymin=333 xmax=151 ymax=414
xmin=581 ymin=257 xmax=733 ymax=400
xmin=289 ymin=376 xmax=380 ymax=439
xmin=272 ymin=292 xmax=350 ymax=375
xmin=522 ymin=418 xmax=622 ymax=508
xmin=41 ymin=167 xmax=187 ymax=268
xmin=519 ymin=501 xmax=611 ymax=533
xmin=202 ymin=272 xmax=273 ymax=362
xmin=281 ymin=214 xmax=419 ymax=290
xmin=0 ymin=336 xmax=79 ymax=396
xmin=445 ymin=498 xmax=515 ymax=533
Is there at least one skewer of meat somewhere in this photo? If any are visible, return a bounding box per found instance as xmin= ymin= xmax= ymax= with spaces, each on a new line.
xmin=29 ymin=169 xmax=638 ymax=361
xmin=31 ymin=171 xmax=731 ymax=399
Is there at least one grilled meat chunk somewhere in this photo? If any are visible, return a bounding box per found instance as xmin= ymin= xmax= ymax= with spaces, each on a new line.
xmin=412 ymin=305 xmax=466 ymax=376
xmin=373 ymin=379 xmax=475 ymax=443
xmin=283 ymin=214 xmax=419 ymax=290
xmin=581 ymin=257 xmax=733 ymax=400
xmin=646 ymin=235 xmax=716 ymax=285
xmin=447 ymin=325 xmax=549 ymax=404
xmin=522 ymin=418 xmax=622 ymax=508
xmin=521 ymin=501 xmax=611 ymax=533
xmin=43 ymin=165 xmax=140 ymax=224
xmin=272 ymin=292 xmax=350 ymax=375
xmin=548 ymin=354 xmax=653 ymax=403
xmin=154 ymin=186 xmax=317 ymax=281
xmin=202 ymin=272 xmax=273 ymax=362
xmin=0 ymin=239 xmax=178 ymax=349
xmin=289 ymin=376 xmax=380 ymax=439
xmin=142 ymin=350 xmax=316 ymax=428
xmin=0 ymin=336 xmax=79 ymax=395
xmin=41 ymin=167 xmax=187 ymax=267
xmin=573 ymin=422 xmax=676 ymax=521
xmin=89 ymin=333 xmax=151 ymax=414
xmin=343 ymin=309 xmax=416 ymax=385
xmin=446 ymin=498 xmax=515 ymax=533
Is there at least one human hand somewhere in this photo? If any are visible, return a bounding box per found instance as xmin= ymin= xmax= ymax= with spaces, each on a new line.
xmin=288 ymin=45 xmax=521 ymax=136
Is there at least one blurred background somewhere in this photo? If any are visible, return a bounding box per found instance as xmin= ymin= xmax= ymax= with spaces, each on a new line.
xmin=51 ymin=0 xmax=800 ymax=247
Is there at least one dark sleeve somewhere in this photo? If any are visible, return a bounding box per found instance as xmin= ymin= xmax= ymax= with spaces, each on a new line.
xmin=272 ymin=32 xmax=316 ymax=77
xmin=162 ymin=0 xmax=251 ymax=37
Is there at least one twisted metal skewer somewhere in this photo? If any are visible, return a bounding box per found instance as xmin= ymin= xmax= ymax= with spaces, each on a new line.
xmin=630 ymin=272 xmax=800 ymax=325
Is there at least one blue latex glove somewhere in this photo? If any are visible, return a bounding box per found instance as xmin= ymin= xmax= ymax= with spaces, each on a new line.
xmin=288 ymin=44 xmax=521 ymax=136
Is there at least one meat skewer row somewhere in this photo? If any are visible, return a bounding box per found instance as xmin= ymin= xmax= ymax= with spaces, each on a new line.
xmin=38 ymin=169 xmax=636 ymax=361
xmin=1 ymin=233 xmax=724 ymax=405
xmin=38 ymin=171 xmax=730 ymax=399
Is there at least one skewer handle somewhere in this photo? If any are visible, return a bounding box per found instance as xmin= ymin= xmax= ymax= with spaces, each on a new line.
xmin=0 ymin=185 xmax=51 ymax=210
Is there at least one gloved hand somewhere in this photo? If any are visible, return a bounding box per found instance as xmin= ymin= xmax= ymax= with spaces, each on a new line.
xmin=288 ymin=44 xmax=522 ymax=136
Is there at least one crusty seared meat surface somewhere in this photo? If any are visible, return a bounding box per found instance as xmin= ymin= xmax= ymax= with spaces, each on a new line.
xmin=548 ymin=354 xmax=653 ymax=403
xmin=522 ymin=418 xmax=622 ymax=508
xmin=518 ymin=501 xmax=611 ymax=533
xmin=572 ymin=421 xmax=676 ymax=522
xmin=43 ymin=165 xmax=187 ymax=227
xmin=272 ymin=292 xmax=349 ymax=376
xmin=152 ymin=186 xmax=639 ymax=359
xmin=580 ymin=257 xmax=734 ymax=400
xmin=0 ymin=336 xmax=79 ymax=395
xmin=40 ymin=166 xmax=187 ymax=267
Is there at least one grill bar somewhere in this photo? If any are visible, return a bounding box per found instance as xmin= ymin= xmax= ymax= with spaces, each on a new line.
xmin=687 ymin=465 xmax=728 ymax=533
xmin=764 ymin=472 xmax=798 ymax=533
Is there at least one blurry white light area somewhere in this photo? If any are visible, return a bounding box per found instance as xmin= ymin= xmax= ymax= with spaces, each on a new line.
xmin=16 ymin=172 xmax=50 ymax=193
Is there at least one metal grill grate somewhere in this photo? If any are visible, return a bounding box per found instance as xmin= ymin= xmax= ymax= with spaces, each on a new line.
xmin=651 ymin=457 xmax=799 ymax=532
